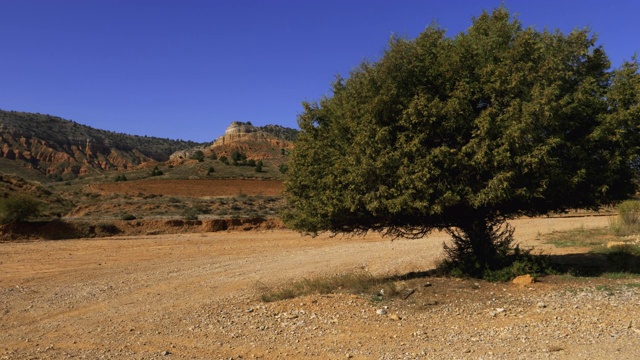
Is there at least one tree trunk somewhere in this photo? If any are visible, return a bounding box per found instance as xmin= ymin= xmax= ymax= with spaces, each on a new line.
xmin=444 ymin=216 xmax=514 ymax=276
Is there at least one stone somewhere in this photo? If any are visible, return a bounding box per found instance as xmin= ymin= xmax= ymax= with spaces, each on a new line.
xmin=376 ymin=309 xmax=387 ymax=315
xmin=607 ymin=241 xmax=628 ymax=248
xmin=512 ymin=274 xmax=535 ymax=286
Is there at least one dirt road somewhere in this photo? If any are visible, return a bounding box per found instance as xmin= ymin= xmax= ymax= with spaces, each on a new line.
xmin=2 ymin=215 xmax=639 ymax=359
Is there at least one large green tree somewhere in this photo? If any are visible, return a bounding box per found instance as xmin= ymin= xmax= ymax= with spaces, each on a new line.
xmin=284 ymin=8 xmax=640 ymax=274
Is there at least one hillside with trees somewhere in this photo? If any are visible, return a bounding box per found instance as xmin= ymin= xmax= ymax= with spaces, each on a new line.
xmin=0 ymin=110 xmax=206 ymax=180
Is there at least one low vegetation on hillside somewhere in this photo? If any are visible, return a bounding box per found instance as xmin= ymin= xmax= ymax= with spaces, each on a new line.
xmin=0 ymin=109 xmax=207 ymax=179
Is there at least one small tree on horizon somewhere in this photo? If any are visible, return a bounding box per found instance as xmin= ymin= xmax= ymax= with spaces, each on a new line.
xmin=283 ymin=7 xmax=640 ymax=277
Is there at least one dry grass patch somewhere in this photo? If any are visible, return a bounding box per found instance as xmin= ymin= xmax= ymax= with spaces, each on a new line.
xmin=259 ymin=271 xmax=403 ymax=302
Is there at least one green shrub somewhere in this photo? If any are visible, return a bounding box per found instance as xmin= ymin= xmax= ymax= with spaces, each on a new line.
xmin=436 ymin=246 xmax=555 ymax=281
xmin=121 ymin=214 xmax=137 ymax=221
xmin=190 ymin=150 xmax=205 ymax=162
xmin=149 ymin=166 xmax=163 ymax=176
xmin=231 ymin=150 xmax=246 ymax=163
xmin=0 ymin=195 xmax=40 ymax=224
xmin=115 ymin=174 xmax=128 ymax=182
xmin=182 ymin=208 xmax=199 ymax=221
xmin=219 ymin=156 xmax=229 ymax=165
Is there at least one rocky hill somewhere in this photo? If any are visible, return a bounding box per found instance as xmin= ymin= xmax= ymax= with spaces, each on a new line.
xmin=0 ymin=110 xmax=204 ymax=180
xmin=171 ymin=121 xmax=298 ymax=163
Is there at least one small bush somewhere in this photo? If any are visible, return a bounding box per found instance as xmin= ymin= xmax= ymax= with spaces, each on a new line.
xmin=279 ymin=164 xmax=288 ymax=174
xmin=96 ymin=223 xmax=120 ymax=235
xmin=149 ymin=166 xmax=163 ymax=176
xmin=121 ymin=214 xmax=137 ymax=221
xmin=115 ymin=174 xmax=128 ymax=182
xmin=436 ymin=246 xmax=555 ymax=282
xmin=219 ymin=156 xmax=229 ymax=165
xmin=190 ymin=150 xmax=205 ymax=162
xmin=602 ymin=244 xmax=640 ymax=273
xmin=0 ymin=195 xmax=40 ymax=224
xmin=207 ymin=166 xmax=215 ymax=176
xmin=182 ymin=208 xmax=199 ymax=221
xmin=231 ymin=150 xmax=247 ymax=163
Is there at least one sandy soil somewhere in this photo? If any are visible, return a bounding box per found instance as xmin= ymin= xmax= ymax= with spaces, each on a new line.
xmin=1 ymin=215 xmax=639 ymax=359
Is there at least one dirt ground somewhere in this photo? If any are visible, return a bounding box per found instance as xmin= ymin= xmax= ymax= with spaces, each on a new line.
xmin=1 ymin=215 xmax=639 ymax=359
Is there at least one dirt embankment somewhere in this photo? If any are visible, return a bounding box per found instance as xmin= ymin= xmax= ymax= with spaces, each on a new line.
xmin=0 ymin=217 xmax=285 ymax=241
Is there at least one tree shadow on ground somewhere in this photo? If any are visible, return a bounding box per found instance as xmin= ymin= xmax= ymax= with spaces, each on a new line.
xmin=384 ymin=250 xmax=640 ymax=282
xmin=544 ymin=251 xmax=640 ymax=276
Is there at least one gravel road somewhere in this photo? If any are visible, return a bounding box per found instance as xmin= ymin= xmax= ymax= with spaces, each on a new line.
xmin=1 ymin=215 xmax=639 ymax=359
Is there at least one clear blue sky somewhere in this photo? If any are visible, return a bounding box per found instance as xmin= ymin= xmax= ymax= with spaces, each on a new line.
xmin=1 ymin=0 xmax=638 ymax=142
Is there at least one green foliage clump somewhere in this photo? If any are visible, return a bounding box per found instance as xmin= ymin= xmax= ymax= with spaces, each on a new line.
xmin=0 ymin=195 xmax=40 ymax=224
xmin=219 ymin=156 xmax=229 ymax=165
xmin=114 ymin=174 xmax=127 ymax=182
xmin=182 ymin=208 xmax=199 ymax=221
xmin=121 ymin=214 xmax=136 ymax=221
xmin=279 ymin=164 xmax=288 ymax=174
xmin=231 ymin=150 xmax=247 ymax=165
xmin=207 ymin=166 xmax=215 ymax=176
xmin=284 ymin=7 xmax=640 ymax=278
xmin=190 ymin=150 xmax=205 ymax=162
xmin=149 ymin=166 xmax=163 ymax=177
xmin=437 ymin=246 xmax=554 ymax=281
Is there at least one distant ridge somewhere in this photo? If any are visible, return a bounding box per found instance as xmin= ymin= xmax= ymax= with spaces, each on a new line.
xmin=0 ymin=109 xmax=205 ymax=180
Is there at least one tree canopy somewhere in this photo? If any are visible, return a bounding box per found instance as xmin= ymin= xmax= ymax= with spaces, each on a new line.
xmin=283 ymin=8 xmax=640 ymax=272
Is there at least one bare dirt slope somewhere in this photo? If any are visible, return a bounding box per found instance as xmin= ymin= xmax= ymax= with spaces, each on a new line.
xmin=1 ymin=216 xmax=639 ymax=359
